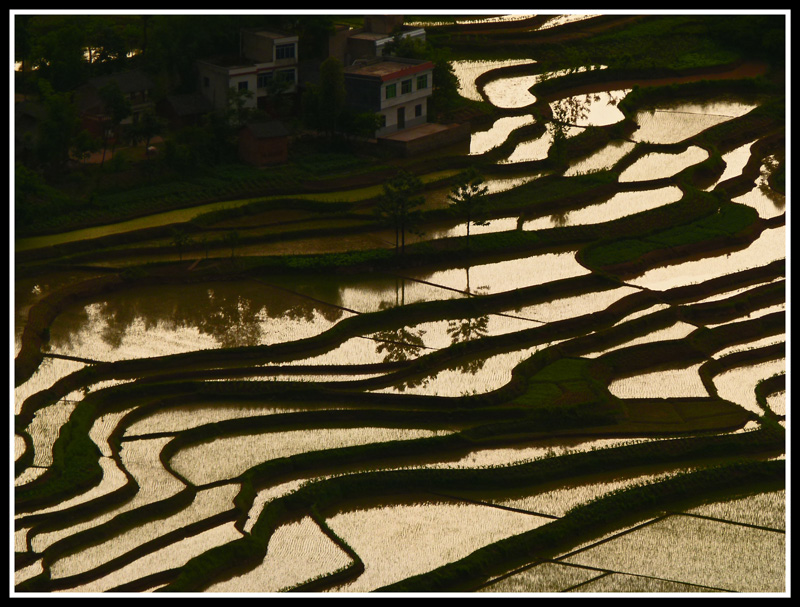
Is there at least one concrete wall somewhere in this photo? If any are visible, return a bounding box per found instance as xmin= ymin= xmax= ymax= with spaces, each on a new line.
xmin=378 ymin=122 xmax=472 ymax=156
xmin=376 ymin=98 xmax=428 ymax=137
xmin=241 ymin=31 xmax=275 ymax=63
xmin=379 ymin=69 xmax=432 ymax=112
xmin=198 ymin=62 xmax=259 ymax=110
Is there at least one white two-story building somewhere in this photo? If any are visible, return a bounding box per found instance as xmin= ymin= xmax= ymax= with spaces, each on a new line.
xmin=196 ymin=28 xmax=299 ymax=112
xmin=343 ymin=57 xmax=434 ymax=138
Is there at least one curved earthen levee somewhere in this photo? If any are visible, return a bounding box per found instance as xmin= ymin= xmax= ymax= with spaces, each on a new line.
xmin=14 ymin=13 xmax=785 ymax=595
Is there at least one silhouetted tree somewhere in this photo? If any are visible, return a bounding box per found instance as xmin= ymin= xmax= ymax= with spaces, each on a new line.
xmin=70 ymin=129 xmax=100 ymax=165
xmin=374 ymin=171 xmax=425 ymax=256
xmin=98 ymin=80 xmax=131 ymax=165
xmin=223 ymin=230 xmax=240 ymax=260
xmin=171 ymin=228 xmax=192 ymax=261
xmin=447 ymin=167 xmax=490 ymax=250
xmin=34 ymin=80 xmax=80 ymax=176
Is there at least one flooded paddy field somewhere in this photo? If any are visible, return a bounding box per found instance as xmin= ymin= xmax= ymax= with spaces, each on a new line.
xmin=13 ymin=12 xmax=786 ymax=596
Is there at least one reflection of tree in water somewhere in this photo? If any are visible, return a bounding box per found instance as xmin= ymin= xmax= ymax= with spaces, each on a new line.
xmin=392 ymin=313 xmax=492 ymax=392
xmin=446 ymin=314 xmax=490 ymax=375
xmin=549 ymin=209 xmax=571 ymax=227
xmin=550 ymin=93 xmax=594 ymax=127
xmin=373 ymin=326 xmax=427 ymax=362
xmin=551 ymin=91 xmax=625 ymax=128
xmin=49 ymin=281 xmax=348 ymax=352
xmin=198 ymin=291 xmax=263 ymax=348
xmin=377 ymin=277 xmax=408 ymax=311
xmin=758 ymin=155 xmax=786 ymax=210
xmin=446 ymin=315 xmax=490 ymax=345
xmin=464 ymin=268 xmax=490 ymax=297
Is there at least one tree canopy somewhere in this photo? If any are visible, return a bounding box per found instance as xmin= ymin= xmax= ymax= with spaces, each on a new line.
xmin=374 ymin=170 xmax=426 ymax=256
xmin=447 ymin=167 xmax=490 ymax=249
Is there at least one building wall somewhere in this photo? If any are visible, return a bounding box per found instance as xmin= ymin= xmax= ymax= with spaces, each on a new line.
xmin=376 ymin=98 xmax=428 ymax=137
xmin=379 ymin=69 xmax=432 ymax=112
xmin=241 ymin=31 xmax=275 ymax=63
xmin=364 ymin=15 xmax=404 ymax=35
xmin=238 ymin=129 xmax=288 ymax=166
xmin=343 ymin=76 xmax=383 ymax=113
xmin=198 ymin=62 xmax=233 ymax=111
xmin=328 ymin=26 xmax=355 ymax=64
xmin=198 ymin=33 xmax=298 ymax=111
xmin=345 ymin=62 xmax=433 ymax=137
xmin=374 ymin=67 xmax=432 ymax=136
xmin=348 ymin=37 xmax=379 ymax=62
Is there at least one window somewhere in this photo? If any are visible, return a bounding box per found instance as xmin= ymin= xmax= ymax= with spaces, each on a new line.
xmin=257 ymin=72 xmax=273 ymax=88
xmin=379 ymin=114 xmax=386 ymax=127
xmin=385 ymin=83 xmax=396 ymax=99
xmin=416 ymin=74 xmax=428 ymax=89
xmin=238 ymin=81 xmax=248 ymax=91
xmin=275 ymin=43 xmax=296 ymax=60
xmin=276 ymin=68 xmax=295 ymax=83
xmin=415 ymin=104 xmax=422 ymax=117
xmin=401 ymin=79 xmax=412 ymax=94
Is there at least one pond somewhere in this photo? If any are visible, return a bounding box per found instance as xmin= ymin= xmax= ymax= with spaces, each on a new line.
xmin=483 ymin=66 xmax=606 ymax=109
xmin=618 ymin=146 xmax=709 ymax=182
xmin=44 ymin=280 xmax=356 ymax=362
xmin=625 ymin=225 xmax=786 ymax=291
xmin=450 ymin=59 xmax=538 ymax=102
xmin=630 ymin=99 xmax=761 ymax=144
xmin=469 ymin=115 xmax=537 ymax=155
xmin=523 ymin=185 xmax=683 ymax=230
xmin=324 ymin=499 xmax=552 ymax=592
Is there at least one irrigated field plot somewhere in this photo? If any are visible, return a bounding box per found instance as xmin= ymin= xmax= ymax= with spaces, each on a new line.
xmin=14 ymin=12 xmax=786 ymax=596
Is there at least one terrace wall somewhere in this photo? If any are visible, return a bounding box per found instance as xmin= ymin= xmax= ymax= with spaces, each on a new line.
xmin=377 ymin=122 xmax=471 ymax=156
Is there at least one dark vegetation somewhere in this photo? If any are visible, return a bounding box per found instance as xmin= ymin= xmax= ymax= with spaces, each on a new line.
xmin=14 ymin=12 xmax=785 ymax=594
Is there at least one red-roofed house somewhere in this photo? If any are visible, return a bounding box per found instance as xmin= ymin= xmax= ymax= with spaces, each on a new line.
xmin=343 ymin=57 xmax=433 ymax=138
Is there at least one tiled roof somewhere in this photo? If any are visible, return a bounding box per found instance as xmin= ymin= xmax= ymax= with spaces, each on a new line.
xmin=244 ymin=120 xmax=290 ymax=139
xmin=87 ymin=69 xmax=154 ymax=94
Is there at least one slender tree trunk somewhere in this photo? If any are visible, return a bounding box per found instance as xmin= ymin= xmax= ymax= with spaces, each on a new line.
xmin=111 ymin=124 xmax=119 ymax=157
xmin=101 ymin=133 xmax=108 ymax=166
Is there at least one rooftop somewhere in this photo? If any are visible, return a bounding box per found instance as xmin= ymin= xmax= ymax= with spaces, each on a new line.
xmin=240 ymin=27 xmax=297 ymax=41
xmin=344 ymin=58 xmax=433 ymax=81
xmin=243 ymin=120 xmax=290 ymax=139
xmin=199 ymin=55 xmax=257 ymax=69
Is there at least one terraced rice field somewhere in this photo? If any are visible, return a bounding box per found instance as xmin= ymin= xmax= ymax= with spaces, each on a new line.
xmin=14 ymin=13 xmax=786 ymax=596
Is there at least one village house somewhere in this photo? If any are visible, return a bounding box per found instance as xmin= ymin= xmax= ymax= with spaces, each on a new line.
xmin=196 ymin=28 xmax=299 ymax=112
xmin=327 ymin=15 xmax=426 ymax=65
xmin=343 ymin=57 xmax=434 ymax=138
xmin=73 ymin=68 xmax=155 ymax=143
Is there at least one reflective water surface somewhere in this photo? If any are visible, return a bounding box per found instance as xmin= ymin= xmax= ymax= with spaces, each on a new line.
xmin=631 ymin=99 xmax=760 ymax=144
